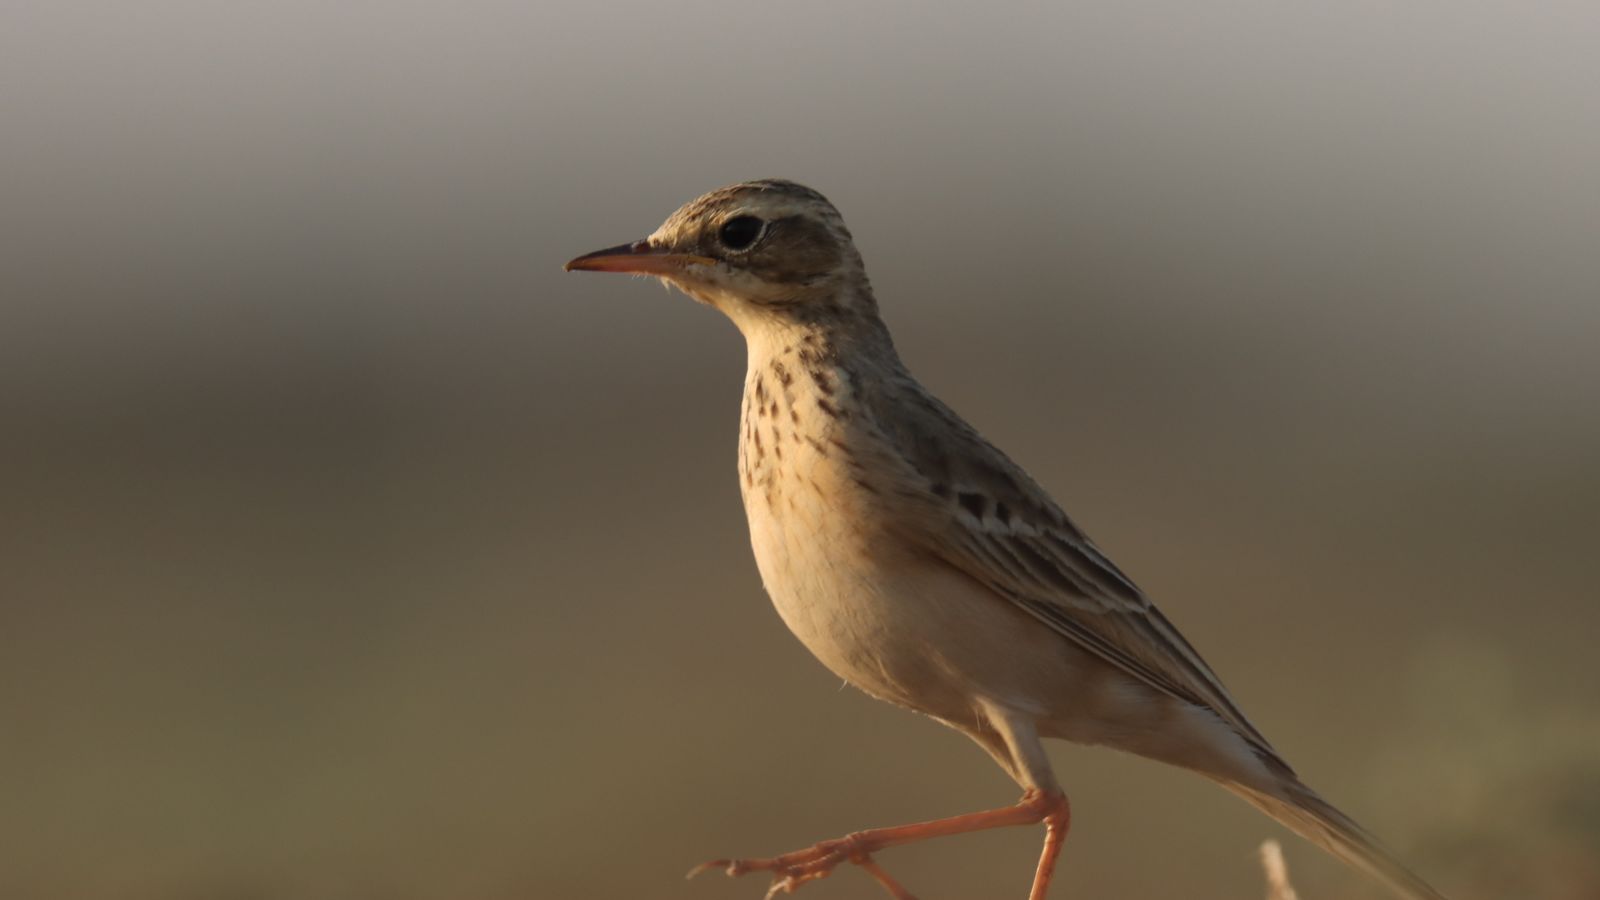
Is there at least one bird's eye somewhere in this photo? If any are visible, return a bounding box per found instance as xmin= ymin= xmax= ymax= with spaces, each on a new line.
xmin=718 ymin=215 xmax=764 ymax=251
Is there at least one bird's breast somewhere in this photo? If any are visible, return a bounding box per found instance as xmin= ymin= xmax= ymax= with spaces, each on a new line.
xmin=737 ymin=354 xmax=875 ymax=565
xmin=733 ymin=347 xmax=947 ymax=712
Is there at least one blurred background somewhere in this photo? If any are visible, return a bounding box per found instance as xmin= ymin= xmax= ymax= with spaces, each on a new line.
xmin=2 ymin=2 xmax=1597 ymax=899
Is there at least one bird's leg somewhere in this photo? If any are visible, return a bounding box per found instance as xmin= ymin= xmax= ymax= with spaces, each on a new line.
xmin=1027 ymin=794 xmax=1072 ymax=900
xmin=688 ymin=788 xmax=1069 ymax=900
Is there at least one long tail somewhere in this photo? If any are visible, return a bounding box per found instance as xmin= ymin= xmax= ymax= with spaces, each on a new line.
xmin=1225 ymin=779 xmax=1448 ymax=900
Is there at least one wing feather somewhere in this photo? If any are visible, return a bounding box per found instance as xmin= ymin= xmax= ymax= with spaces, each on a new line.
xmin=865 ymin=374 xmax=1282 ymax=761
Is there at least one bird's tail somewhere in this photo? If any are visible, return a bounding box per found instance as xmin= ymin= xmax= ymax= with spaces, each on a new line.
xmin=1224 ymin=778 xmax=1448 ymax=900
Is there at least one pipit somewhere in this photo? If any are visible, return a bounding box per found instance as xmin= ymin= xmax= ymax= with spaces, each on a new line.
xmin=565 ymin=179 xmax=1447 ymax=900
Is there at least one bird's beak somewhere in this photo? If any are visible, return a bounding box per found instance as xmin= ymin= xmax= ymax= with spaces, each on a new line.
xmin=564 ymin=240 xmax=717 ymax=275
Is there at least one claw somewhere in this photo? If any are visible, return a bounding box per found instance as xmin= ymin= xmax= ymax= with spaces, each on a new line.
xmin=685 ymin=860 xmax=731 ymax=880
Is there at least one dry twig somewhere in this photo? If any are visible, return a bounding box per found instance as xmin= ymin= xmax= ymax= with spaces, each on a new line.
xmin=1260 ymin=839 xmax=1300 ymax=900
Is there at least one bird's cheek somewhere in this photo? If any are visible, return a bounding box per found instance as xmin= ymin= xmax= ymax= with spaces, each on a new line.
xmin=667 ymin=276 xmax=730 ymax=308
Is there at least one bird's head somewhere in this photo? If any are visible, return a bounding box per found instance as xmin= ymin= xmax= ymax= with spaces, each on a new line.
xmin=565 ymin=179 xmax=877 ymax=330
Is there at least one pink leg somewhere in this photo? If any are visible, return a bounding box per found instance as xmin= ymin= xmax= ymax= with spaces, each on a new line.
xmin=689 ymin=789 xmax=1071 ymax=899
xmin=1027 ymin=794 xmax=1072 ymax=900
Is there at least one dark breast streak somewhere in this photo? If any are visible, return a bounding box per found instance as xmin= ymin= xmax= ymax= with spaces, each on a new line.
xmin=737 ymin=334 xmax=863 ymax=512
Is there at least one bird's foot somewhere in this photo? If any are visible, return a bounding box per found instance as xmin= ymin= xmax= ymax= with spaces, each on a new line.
xmin=688 ymin=832 xmax=917 ymax=900
xmin=687 ymin=789 xmax=1066 ymax=900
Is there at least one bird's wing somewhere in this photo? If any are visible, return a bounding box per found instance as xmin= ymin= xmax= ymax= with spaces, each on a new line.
xmin=867 ymin=379 xmax=1280 ymax=760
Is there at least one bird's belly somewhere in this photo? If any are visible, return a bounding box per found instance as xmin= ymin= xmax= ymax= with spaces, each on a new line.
xmin=742 ymin=469 xmax=1066 ymax=723
xmin=746 ymin=497 xmax=945 ymax=713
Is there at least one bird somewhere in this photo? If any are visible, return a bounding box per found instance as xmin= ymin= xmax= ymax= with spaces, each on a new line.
xmin=564 ymin=179 xmax=1448 ymax=900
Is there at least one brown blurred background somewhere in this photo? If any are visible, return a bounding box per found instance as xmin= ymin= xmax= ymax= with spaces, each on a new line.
xmin=2 ymin=3 xmax=1597 ymax=899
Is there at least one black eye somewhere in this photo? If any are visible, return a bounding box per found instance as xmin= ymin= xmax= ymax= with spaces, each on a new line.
xmin=718 ymin=215 xmax=764 ymax=251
